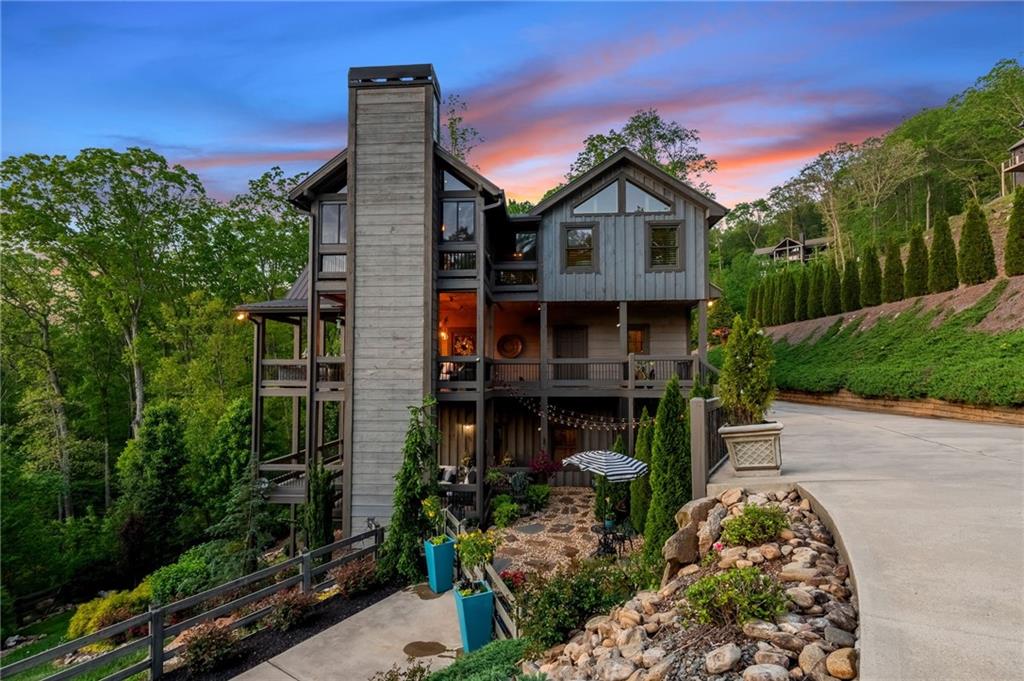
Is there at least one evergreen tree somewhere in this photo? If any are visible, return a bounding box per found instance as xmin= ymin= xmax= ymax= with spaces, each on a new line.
xmin=770 ymin=275 xmax=782 ymax=325
xmin=378 ymin=397 xmax=441 ymax=584
xmin=1007 ymin=188 xmax=1024 ymax=277
xmin=303 ymin=462 xmax=333 ymax=552
xmin=957 ymin=200 xmax=997 ymax=285
xmin=195 ymin=398 xmax=252 ymax=520
xmin=904 ymin=227 xmax=929 ymax=297
xmin=824 ymin=261 xmax=842 ymax=316
xmin=841 ymin=258 xmax=861 ymax=312
xmin=643 ymin=375 xmax=690 ymax=566
xmin=793 ymin=268 xmax=807 ymax=322
xmin=806 ymin=263 xmax=824 ymax=319
xmin=209 ymin=475 xmax=275 ymax=575
xmin=928 ymin=210 xmax=959 ymax=293
xmin=860 ymin=245 xmax=882 ymax=307
xmin=745 ymin=283 xmax=758 ymax=321
xmin=751 ymin=280 xmax=763 ymax=323
xmin=629 ymin=408 xmax=653 ymax=533
xmin=779 ymin=270 xmax=796 ymax=324
xmin=882 ymin=238 xmax=905 ymax=303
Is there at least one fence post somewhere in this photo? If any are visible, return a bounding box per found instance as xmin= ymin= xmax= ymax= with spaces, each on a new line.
xmin=690 ymin=397 xmax=708 ymax=500
xmin=149 ymin=605 xmax=164 ymax=680
xmin=300 ymin=551 xmax=312 ymax=593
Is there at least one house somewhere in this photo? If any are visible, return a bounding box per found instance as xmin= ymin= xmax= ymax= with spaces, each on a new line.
xmin=1001 ymin=137 xmax=1024 ymax=196
xmin=237 ymin=64 xmax=727 ymax=534
xmin=753 ymin=235 xmax=830 ymax=263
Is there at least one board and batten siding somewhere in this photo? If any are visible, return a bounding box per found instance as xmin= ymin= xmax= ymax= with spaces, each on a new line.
xmin=540 ymin=165 xmax=708 ymax=302
xmin=350 ymin=85 xmax=433 ymax=530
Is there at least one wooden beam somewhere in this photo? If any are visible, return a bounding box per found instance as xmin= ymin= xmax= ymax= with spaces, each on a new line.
xmin=291 ymin=325 xmax=301 ymax=456
xmin=698 ymin=301 xmax=708 ymax=363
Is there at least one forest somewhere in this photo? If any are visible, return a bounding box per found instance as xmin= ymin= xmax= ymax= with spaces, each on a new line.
xmin=1 ymin=57 xmax=1021 ymax=630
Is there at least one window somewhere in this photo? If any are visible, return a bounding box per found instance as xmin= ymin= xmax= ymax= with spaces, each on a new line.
xmin=625 ymin=181 xmax=671 ymax=213
xmin=442 ymin=200 xmax=475 ymax=242
xmin=513 ymin=231 xmax=537 ymax=260
xmin=320 ymin=202 xmax=347 ymax=245
xmin=320 ymin=254 xmax=347 ymax=273
xmin=627 ymin=325 xmax=649 ymax=354
xmin=572 ymin=182 xmax=617 ymax=215
xmin=563 ymin=224 xmax=597 ymax=271
xmin=647 ymin=222 xmax=682 ymax=270
xmin=443 ymin=171 xmax=471 ymax=192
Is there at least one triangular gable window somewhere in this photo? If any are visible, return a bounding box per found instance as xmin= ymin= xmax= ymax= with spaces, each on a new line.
xmin=573 ymin=182 xmax=618 ymax=215
xmin=443 ymin=170 xmax=471 ymax=192
xmin=625 ymin=181 xmax=670 ymax=213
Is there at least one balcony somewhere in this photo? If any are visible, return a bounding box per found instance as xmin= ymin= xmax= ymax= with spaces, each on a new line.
xmin=259 ymin=357 xmax=345 ymax=399
xmin=259 ymin=439 xmax=343 ymax=504
xmin=482 ymin=354 xmax=697 ymax=393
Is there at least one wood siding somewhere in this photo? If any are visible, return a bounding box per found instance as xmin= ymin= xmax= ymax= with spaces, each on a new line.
xmin=350 ymin=85 xmax=433 ymax=529
xmin=544 ymin=303 xmax=689 ymax=358
xmin=539 ymin=165 xmax=707 ymax=302
xmin=439 ymin=404 xmax=476 ymax=467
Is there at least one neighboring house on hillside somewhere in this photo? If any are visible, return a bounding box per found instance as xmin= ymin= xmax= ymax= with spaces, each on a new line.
xmin=236 ymin=64 xmax=727 ymax=533
xmin=1001 ymin=137 xmax=1024 ymax=196
xmin=753 ymin=235 xmax=830 ymax=263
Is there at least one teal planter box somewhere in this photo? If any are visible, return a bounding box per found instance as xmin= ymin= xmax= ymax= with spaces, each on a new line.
xmin=424 ymin=538 xmax=455 ymax=594
xmin=453 ymin=581 xmax=494 ymax=653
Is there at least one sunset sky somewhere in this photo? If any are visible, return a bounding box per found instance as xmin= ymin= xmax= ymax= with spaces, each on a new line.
xmin=2 ymin=2 xmax=1021 ymax=207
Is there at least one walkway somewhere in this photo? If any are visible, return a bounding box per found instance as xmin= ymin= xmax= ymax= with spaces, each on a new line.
xmin=709 ymin=401 xmax=1024 ymax=681
xmin=234 ymin=584 xmax=461 ymax=681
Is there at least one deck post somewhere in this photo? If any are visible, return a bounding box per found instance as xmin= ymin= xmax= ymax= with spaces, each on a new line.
xmin=250 ymin=319 xmax=265 ymax=471
xmin=149 ymin=605 xmax=164 ymax=680
xmin=698 ymin=300 xmax=708 ymax=363
xmin=291 ymin=325 xmax=301 ymax=456
xmin=539 ymin=302 xmax=548 ymax=389
xmin=300 ymin=551 xmax=312 ymax=593
xmin=690 ymin=397 xmax=708 ymax=499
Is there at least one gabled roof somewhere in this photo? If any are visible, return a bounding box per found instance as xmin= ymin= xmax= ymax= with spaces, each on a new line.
xmin=435 ymin=145 xmax=503 ymax=198
xmin=288 ymin=149 xmax=348 ymax=210
xmin=1010 ymin=137 xmax=1024 ymax=151
xmin=529 ymin=148 xmax=728 ymax=224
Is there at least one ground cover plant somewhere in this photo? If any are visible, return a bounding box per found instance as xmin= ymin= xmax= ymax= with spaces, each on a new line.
xmin=427 ymin=638 xmax=528 ymax=681
xmin=682 ymin=566 xmax=787 ymax=627
xmin=720 ymin=504 xmax=789 ymax=546
xmin=764 ymin=280 xmax=1024 ymax=406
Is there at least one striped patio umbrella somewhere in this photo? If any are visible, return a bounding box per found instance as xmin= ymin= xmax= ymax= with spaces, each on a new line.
xmin=562 ymin=450 xmax=649 ymax=483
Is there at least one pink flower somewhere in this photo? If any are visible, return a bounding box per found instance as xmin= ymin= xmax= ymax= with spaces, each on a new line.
xmin=713 ymin=542 xmax=724 ymax=552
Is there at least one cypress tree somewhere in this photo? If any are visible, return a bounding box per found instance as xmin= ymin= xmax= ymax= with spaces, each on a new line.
xmin=882 ymin=239 xmax=904 ymax=303
xmin=762 ymin=276 xmax=775 ymax=326
xmin=860 ymin=245 xmax=882 ymax=307
xmin=629 ymin=408 xmax=653 ymax=534
xmin=746 ymin=284 xmax=757 ymax=321
xmin=780 ymin=270 xmax=796 ymax=324
xmin=643 ymin=375 xmax=690 ymax=566
xmin=824 ymin=260 xmax=842 ymax=316
xmin=958 ymin=200 xmax=997 ymax=285
xmin=1007 ymin=187 xmax=1024 ymax=277
xmin=807 ymin=263 xmax=824 ymax=319
xmin=794 ymin=268 xmax=807 ymax=321
xmin=753 ymin=280 xmax=764 ymax=323
xmin=841 ymin=258 xmax=861 ymax=312
xmin=771 ymin=274 xmax=783 ymax=325
xmin=928 ymin=210 xmax=958 ymax=293
xmin=904 ymin=227 xmax=929 ymax=297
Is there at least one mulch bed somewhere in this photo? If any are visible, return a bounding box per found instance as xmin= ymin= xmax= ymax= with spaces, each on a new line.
xmin=164 ymin=583 xmax=399 ymax=681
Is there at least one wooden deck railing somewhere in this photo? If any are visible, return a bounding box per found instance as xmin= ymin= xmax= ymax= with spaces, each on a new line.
xmin=3 ymin=527 xmax=386 ymax=681
xmin=690 ymin=396 xmax=728 ymax=499
xmin=259 ymin=357 xmax=344 ymax=394
xmin=485 ymin=355 xmax=696 ymax=391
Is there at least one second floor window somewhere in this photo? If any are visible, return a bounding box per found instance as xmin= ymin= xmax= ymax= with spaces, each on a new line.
xmin=513 ymin=231 xmax=537 ymax=260
xmin=320 ymin=202 xmax=347 ymax=245
xmin=564 ymin=224 xmax=597 ymax=271
xmin=442 ymin=200 xmax=475 ymax=242
xmin=648 ymin=222 xmax=682 ymax=270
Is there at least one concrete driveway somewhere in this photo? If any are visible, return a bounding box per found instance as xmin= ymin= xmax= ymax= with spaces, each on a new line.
xmin=233 ymin=584 xmax=461 ymax=681
xmin=710 ymin=401 xmax=1024 ymax=681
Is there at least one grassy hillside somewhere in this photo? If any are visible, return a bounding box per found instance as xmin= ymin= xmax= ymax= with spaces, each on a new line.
xmin=713 ymin=279 xmax=1024 ymax=407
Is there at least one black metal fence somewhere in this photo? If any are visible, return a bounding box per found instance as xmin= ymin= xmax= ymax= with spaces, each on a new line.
xmin=690 ymin=396 xmax=728 ymax=499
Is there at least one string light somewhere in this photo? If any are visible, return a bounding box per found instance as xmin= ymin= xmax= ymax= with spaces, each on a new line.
xmin=493 ymin=379 xmax=644 ymax=431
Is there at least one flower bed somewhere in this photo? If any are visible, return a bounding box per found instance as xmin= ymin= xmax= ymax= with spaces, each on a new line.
xmin=524 ymin=487 xmax=860 ymax=681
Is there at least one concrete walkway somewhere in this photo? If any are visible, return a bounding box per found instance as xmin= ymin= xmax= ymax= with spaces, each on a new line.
xmin=709 ymin=401 xmax=1024 ymax=681
xmin=234 ymin=584 xmax=461 ymax=681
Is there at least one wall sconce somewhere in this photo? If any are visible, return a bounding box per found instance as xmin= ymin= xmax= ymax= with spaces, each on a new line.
xmin=708 ymin=300 xmax=716 ymax=308
xmin=439 ymin=329 xmax=450 ymax=341
xmin=462 ymin=423 xmax=475 ymax=434
xmin=235 ymin=311 xmax=248 ymax=322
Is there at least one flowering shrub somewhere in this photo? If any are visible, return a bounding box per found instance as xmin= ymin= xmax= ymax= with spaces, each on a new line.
xmin=499 ymin=569 xmax=526 ymax=592
xmin=529 ymin=449 xmax=562 ymax=480
xmin=421 ymin=495 xmax=446 ymax=544
xmin=456 ymin=529 xmax=500 ymax=572
xmin=181 ymin=621 xmax=236 ymax=674
xmin=264 ymin=588 xmax=317 ymax=632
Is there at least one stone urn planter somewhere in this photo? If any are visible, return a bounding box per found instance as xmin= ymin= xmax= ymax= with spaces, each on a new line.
xmin=424 ymin=537 xmax=455 ymax=594
xmin=453 ymin=581 xmax=494 ymax=652
xmin=719 ymin=421 xmax=783 ymax=476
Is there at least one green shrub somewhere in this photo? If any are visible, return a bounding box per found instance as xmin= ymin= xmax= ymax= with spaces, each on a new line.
xmin=841 ymin=258 xmax=860 ymax=313
xmin=958 ymin=199 xmax=997 ymax=285
xmin=181 ymin=621 xmax=237 ymax=674
xmin=629 ymin=408 xmax=653 ymax=533
xmin=793 ymin=269 xmax=808 ymax=322
xmin=455 ymin=530 xmax=500 ymax=572
xmin=148 ymin=541 xmax=237 ymax=605
xmin=720 ymin=504 xmax=789 ymax=546
xmin=806 ymin=263 xmax=824 ymax=319
xmin=67 ymin=580 xmax=152 ymax=639
xmin=428 ymin=638 xmax=528 ymax=681
xmin=264 ymin=588 xmax=317 ymax=632
xmin=508 ymin=471 xmax=530 ymax=501
xmin=642 ymin=375 xmax=691 ymax=565
xmin=904 ymin=227 xmax=929 ymax=298
xmin=1007 ymin=188 xmax=1024 ymax=277
xmin=683 ymin=567 xmax=787 ymax=627
xmin=779 ymin=270 xmax=796 ymax=324
xmin=328 ymin=555 xmax=378 ymax=598
xmin=824 ymin=261 xmax=842 ymax=316
xmin=860 ymin=245 xmax=882 ymax=308
xmin=370 ymin=661 xmax=432 ymax=681
xmin=929 ymin=209 xmax=959 ymax=293
xmin=882 ymin=238 xmax=905 ymax=303
xmin=493 ymin=501 xmax=520 ymax=529
xmin=517 ymin=559 xmax=636 ymax=652
xmin=719 ymin=315 xmax=775 ymax=425
xmin=524 ymin=484 xmax=551 ymax=512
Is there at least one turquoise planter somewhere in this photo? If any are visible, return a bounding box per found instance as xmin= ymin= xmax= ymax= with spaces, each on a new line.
xmin=453 ymin=581 xmax=494 ymax=653
xmin=424 ymin=538 xmax=455 ymax=594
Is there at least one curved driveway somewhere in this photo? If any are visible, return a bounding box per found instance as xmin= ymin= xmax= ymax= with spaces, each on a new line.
xmin=709 ymin=401 xmax=1023 ymax=681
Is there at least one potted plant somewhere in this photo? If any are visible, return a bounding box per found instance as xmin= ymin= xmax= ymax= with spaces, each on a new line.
xmin=717 ymin=315 xmax=783 ymax=475
xmin=453 ymin=529 xmax=500 ymax=652
xmin=422 ymin=496 xmax=454 ymax=594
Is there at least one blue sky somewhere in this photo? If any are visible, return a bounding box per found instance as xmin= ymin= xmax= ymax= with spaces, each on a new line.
xmin=2 ymin=2 xmax=1021 ymax=205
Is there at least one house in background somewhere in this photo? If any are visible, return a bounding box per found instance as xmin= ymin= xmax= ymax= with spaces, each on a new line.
xmin=1001 ymin=136 xmax=1024 ymax=196
xmin=754 ymin=235 xmax=831 ymax=263
xmin=236 ymin=64 xmax=726 ymax=535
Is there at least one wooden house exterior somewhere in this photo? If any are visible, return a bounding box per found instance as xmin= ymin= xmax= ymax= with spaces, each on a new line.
xmin=753 ymin=235 xmax=830 ymax=263
xmin=237 ymin=64 xmax=727 ymax=536
xmin=1002 ymin=137 xmax=1024 ymax=196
